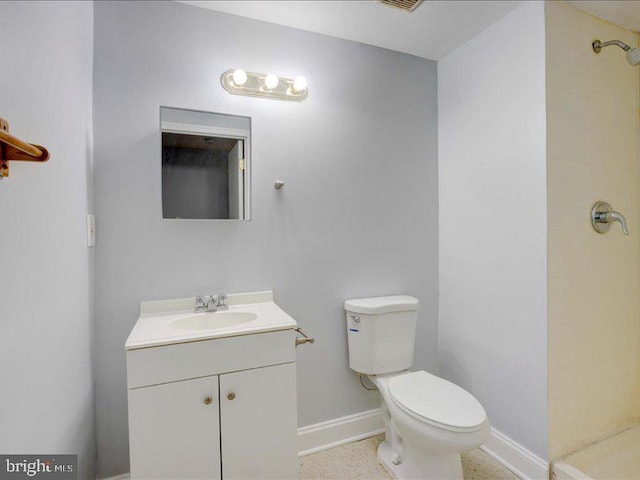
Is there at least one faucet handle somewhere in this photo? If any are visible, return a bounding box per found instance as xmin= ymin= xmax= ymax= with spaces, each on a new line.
xmin=217 ymin=293 xmax=228 ymax=309
xmin=591 ymin=201 xmax=630 ymax=236
xmin=608 ymin=211 xmax=629 ymax=235
xmin=194 ymin=295 xmax=207 ymax=312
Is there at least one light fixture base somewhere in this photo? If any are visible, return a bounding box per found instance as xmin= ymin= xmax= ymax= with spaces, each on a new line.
xmin=221 ymin=70 xmax=308 ymax=102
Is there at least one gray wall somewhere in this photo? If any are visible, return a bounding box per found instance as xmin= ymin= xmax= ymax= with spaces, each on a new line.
xmin=438 ymin=2 xmax=548 ymax=460
xmin=93 ymin=2 xmax=438 ymax=476
xmin=0 ymin=2 xmax=96 ymax=479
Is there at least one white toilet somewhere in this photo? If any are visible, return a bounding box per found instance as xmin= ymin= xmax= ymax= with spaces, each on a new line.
xmin=345 ymin=295 xmax=490 ymax=480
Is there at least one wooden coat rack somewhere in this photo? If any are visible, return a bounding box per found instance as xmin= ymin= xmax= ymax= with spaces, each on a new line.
xmin=0 ymin=117 xmax=49 ymax=177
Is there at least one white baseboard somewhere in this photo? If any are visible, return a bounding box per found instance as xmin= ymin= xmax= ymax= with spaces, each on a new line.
xmin=101 ymin=412 xmax=549 ymax=480
xmin=299 ymin=410 xmax=551 ymax=480
xmin=480 ymin=427 xmax=549 ymax=480
xmin=298 ymin=408 xmax=385 ymax=457
xmin=550 ymin=461 xmax=591 ymax=480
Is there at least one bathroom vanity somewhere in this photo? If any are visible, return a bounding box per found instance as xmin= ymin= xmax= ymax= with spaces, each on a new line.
xmin=125 ymin=291 xmax=299 ymax=480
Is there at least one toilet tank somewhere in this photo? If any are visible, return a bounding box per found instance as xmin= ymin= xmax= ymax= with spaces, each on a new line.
xmin=344 ymin=295 xmax=419 ymax=375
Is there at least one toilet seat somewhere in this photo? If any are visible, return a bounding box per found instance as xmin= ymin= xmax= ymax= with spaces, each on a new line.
xmin=389 ymin=371 xmax=487 ymax=433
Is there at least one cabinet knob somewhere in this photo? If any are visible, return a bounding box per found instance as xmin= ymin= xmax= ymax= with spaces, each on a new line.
xmin=227 ymin=392 xmax=236 ymax=401
xmin=204 ymin=396 xmax=213 ymax=405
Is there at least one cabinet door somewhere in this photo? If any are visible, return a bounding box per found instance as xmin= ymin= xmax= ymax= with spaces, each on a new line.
xmin=220 ymin=363 xmax=298 ymax=480
xmin=128 ymin=375 xmax=221 ymax=479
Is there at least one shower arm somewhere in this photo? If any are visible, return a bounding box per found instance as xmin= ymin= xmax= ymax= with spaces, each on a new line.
xmin=593 ymin=39 xmax=631 ymax=53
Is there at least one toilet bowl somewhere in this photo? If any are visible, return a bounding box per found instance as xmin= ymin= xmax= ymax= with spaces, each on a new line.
xmin=370 ymin=371 xmax=489 ymax=479
xmin=344 ymin=295 xmax=490 ymax=480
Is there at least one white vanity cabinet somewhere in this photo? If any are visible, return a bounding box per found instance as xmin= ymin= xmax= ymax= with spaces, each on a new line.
xmin=128 ymin=375 xmax=221 ymax=479
xmin=220 ymin=363 xmax=298 ymax=479
xmin=126 ymin=296 xmax=300 ymax=480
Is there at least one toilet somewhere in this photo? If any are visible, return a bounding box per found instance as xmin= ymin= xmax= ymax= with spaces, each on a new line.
xmin=345 ymin=295 xmax=490 ymax=480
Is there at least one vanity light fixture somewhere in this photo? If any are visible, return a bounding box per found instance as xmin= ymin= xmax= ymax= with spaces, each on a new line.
xmin=221 ymin=69 xmax=308 ymax=102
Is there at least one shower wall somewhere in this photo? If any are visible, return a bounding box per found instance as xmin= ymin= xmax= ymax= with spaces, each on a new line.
xmin=546 ymin=1 xmax=640 ymax=459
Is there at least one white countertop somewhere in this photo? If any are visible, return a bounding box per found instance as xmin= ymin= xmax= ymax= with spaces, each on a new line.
xmin=125 ymin=291 xmax=298 ymax=350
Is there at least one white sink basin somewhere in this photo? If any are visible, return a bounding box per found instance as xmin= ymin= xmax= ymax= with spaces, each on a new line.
xmin=125 ymin=291 xmax=298 ymax=350
xmin=170 ymin=311 xmax=257 ymax=331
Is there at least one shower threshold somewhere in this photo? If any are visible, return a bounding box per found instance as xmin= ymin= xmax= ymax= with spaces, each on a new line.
xmin=551 ymin=425 xmax=640 ymax=480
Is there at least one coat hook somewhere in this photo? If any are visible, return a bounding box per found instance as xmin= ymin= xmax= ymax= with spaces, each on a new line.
xmin=0 ymin=117 xmax=50 ymax=178
xmin=274 ymin=180 xmax=285 ymax=190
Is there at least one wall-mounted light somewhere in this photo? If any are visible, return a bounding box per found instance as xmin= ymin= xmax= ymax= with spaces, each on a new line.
xmin=221 ymin=69 xmax=308 ymax=102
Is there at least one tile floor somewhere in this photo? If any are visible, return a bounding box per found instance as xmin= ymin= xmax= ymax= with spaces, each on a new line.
xmin=299 ymin=434 xmax=520 ymax=480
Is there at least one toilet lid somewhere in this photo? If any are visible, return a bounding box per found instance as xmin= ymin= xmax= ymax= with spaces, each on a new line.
xmin=389 ymin=371 xmax=487 ymax=432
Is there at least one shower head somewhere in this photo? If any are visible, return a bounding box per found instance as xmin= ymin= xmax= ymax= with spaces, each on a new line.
xmin=592 ymin=39 xmax=640 ymax=66
xmin=627 ymin=48 xmax=640 ymax=66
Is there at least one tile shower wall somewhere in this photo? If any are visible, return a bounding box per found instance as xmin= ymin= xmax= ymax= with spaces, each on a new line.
xmin=546 ymin=1 xmax=640 ymax=459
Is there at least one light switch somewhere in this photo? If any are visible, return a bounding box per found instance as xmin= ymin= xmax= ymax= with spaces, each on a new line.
xmin=87 ymin=214 xmax=96 ymax=247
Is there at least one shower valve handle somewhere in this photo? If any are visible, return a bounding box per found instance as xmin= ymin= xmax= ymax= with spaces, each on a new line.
xmin=591 ymin=201 xmax=629 ymax=236
xmin=607 ymin=211 xmax=630 ymax=235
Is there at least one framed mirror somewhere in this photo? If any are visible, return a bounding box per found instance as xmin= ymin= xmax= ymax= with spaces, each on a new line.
xmin=160 ymin=107 xmax=251 ymax=220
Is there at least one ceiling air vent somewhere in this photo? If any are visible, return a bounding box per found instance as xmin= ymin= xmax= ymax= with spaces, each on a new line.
xmin=379 ymin=0 xmax=423 ymax=12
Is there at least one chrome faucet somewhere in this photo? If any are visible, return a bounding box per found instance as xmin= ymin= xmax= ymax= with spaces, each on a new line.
xmin=207 ymin=293 xmax=228 ymax=312
xmin=193 ymin=293 xmax=229 ymax=313
xmin=591 ymin=201 xmax=630 ymax=236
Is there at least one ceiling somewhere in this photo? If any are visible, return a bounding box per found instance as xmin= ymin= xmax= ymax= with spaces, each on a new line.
xmin=567 ymin=1 xmax=640 ymax=32
xmin=181 ymin=1 xmax=640 ymax=61
xmin=180 ymin=0 xmax=523 ymax=61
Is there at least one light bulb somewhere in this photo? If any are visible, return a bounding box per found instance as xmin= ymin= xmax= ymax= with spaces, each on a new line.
xmin=292 ymin=76 xmax=307 ymax=93
xmin=232 ymin=69 xmax=247 ymax=86
xmin=264 ymin=73 xmax=279 ymax=90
